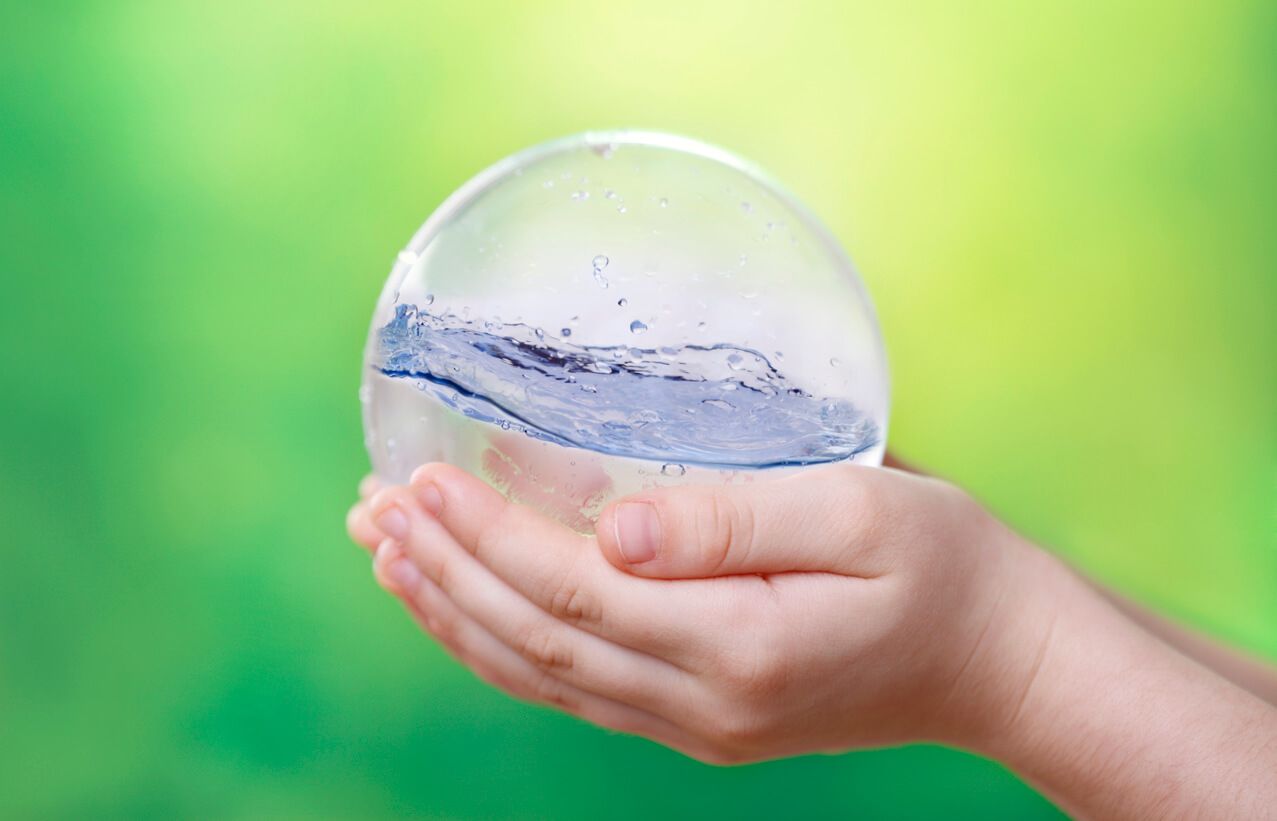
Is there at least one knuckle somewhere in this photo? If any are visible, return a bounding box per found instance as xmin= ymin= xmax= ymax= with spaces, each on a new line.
xmin=705 ymin=706 xmax=769 ymax=749
xmin=531 ymin=673 xmax=573 ymax=709
xmin=515 ymin=625 xmax=575 ymax=672
xmin=693 ymin=492 xmax=754 ymax=573
xmin=547 ymin=569 xmax=602 ymax=628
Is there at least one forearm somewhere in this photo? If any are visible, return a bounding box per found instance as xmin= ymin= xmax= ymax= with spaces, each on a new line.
xmin=1096 ymin=585 xmax=1277 ymax=706
xmin=979 ymin=549 xmax=1277 ymax=819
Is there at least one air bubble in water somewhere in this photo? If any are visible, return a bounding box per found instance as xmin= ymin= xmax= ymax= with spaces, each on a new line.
xmin=592 ymin=254 xmax=610 ymax=288
xmin=572 ymin=190 xmax=589 ymax=201
xmin=659 ymin=197 xmax=669 ymax=208
xmin=561 ymin=327 xmax=572 ymax=337
xmin=629 ymin=320 xmax=648 ymax=334
xmin=424 ymin=293 xmax=435 ymax=305
xmin=830 ymin=357 xmax=841 ymax=367
xmin=617 ymin=297 xmax=628 ymax=307
xmin=661 ymin=463 xmax=687 ymax=477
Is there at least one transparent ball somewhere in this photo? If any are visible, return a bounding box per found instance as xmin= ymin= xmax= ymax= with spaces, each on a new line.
xmin=362 ymin=131 xmax=888 ymax=531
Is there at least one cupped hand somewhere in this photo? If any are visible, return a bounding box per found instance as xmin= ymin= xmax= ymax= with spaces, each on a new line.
xmin=346 ymin=462 xmax=1055 ymax=763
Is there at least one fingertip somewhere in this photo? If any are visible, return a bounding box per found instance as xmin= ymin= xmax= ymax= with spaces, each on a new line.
xmin=410 ymin=462 xmax=506 ymax=529
xmin=347 ymin=500 xmax=383 ymax=553
xmin=373 ymin=538 xmax=423 ymax=596
xmin=359 ymin=474 xmax=382 ymax=499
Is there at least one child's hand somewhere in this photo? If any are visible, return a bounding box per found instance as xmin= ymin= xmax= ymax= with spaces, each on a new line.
xmin=348 ymin=462 xmax=1052 ymax=762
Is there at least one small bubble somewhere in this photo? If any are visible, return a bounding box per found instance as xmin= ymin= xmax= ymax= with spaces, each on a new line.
xmin=829 ymin=357 xmax=842 ymax=367
xmin=581 ymin=384 xmax=598 ymax=393
xmin=697 ymin=321 xmax=707 ymax=331
xmin=629 ymin=320 xmax=648 ymax=334
xmin=534 ymin=328 xmax=544 ymax=339
xmin=661 ymin=463 xmax=687 ymax=477
xmin=592 ymin=254 xmax=609 ymax=270
xmin=604 ymin=189 xmax=618 ymax=200
xmin=561 ymin=327 xmax=572 ymax=337
xmin=726 ymin=352 xmax=745 ymax=370
xmin=617 ymin=205 xmax=627 ymax=214
xmin=593 ymin=270 xmax=609 ymax=289
xmin=424 ymin=293 xmax=435 ymax=305
xmin=659 ymin=197 xmax=669 ymax=208
xmin=617 ymin=297 xmax=628 ymax=307
xmin=571 ymin=190 xmax=589 ymax=201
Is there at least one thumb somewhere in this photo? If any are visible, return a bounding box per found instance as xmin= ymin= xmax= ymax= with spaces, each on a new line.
xmin=596 ymin=463 xmax=905 ymax=579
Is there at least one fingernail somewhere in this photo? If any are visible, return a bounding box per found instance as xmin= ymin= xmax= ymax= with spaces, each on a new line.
xmin=614 ymin=502 xmax=660 ymax=564
xmin=417 ymin=483 xmax=443 ymax=517
xmin=374 ymin=503 xmax=409 ymax=540
xmin=387 ymin=556 xmax=422 ymax=593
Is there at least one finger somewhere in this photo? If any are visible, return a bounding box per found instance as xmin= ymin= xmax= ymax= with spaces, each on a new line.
xmin=595 ymin=462 xmax=928 ymax=579
xmin=882 ymin=451 xmax=921 ymax=473
xmin=360 ymin=474 xmax=383 ymax=500
xmin=347 ymin=499 xmax=385 ymax=553
xmin=368 ymin=486 xmax=694 ymax=718
xmin=407 ymin=463 xmax=711 ymax=661
xmin=371 ymin=540 xmax=710 ymax=755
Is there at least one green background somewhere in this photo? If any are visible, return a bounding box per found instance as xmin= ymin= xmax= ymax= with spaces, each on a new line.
xmin=3 ymin=2 xmax=1274 ymax=817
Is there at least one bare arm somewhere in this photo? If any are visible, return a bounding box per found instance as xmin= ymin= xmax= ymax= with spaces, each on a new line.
xmin=1097 ymin=586 xmax=1277 ymax=706
xmin=884 ymin=451 xmax=1277 ymax=707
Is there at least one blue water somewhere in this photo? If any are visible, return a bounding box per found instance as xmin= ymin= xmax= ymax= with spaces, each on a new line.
xmin=373 ymin=303 xmax=879 ymax=470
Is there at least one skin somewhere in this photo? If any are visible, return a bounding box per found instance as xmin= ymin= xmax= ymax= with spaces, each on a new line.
xmin=346 ymin=461 xmax=1277 ymax=820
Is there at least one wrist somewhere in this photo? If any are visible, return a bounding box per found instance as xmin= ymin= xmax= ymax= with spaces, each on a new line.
xmin=959 ymin=544 xmax=1277 ymax=818
xmin=931 ymin=529 xmax=1075 ymax=751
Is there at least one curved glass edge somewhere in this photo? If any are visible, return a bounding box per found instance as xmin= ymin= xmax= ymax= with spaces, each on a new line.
xmin=361 ymin=130 xmax=890 ymax=468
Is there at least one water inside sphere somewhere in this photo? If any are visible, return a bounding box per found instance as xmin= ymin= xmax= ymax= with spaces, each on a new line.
xmin=362 ymin=131 xmax=889 ymax=532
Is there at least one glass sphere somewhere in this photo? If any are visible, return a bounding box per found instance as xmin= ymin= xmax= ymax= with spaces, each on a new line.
xmin=362 ymin=131 xmax=888 ymax=531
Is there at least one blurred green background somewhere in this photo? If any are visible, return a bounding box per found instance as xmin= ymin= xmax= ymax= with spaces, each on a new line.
xmin=2 ymin=1 xmax=1274 ymax=817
